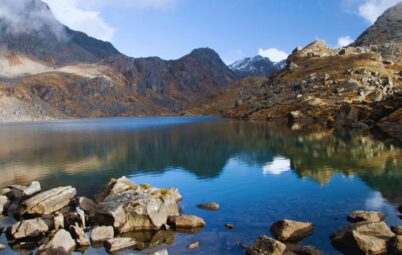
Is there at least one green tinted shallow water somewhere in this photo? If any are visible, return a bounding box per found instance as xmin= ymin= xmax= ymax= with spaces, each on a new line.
xmin=0 ymin=117 xmax=401 ymax=254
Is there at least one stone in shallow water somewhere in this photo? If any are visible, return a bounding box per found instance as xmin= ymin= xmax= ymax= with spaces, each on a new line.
xmin=331 ymin=221 xmax=395 ymax=255
xmin=95 ymin=188 xmax=179 ymax=233
xmin=0 ymin=244 xmax=6 ymax=250
xmin=38 ymin=229 xmax=76 ymax=255
xmin=121 ymin=230 xmax=176 ymax=251
xmin=148 ymin=249 xmax=168 ymax=255
xmin=187 ymin=241 xmax=200 ymax=249
xmin=347 ymin=210 xmax=385 ymax=223
xmin=196 ymin=202 xmax=220 ymax=211
xmin=285 ymin=244 xmax=324 ymax=255
xmin=168 ymin=215 xmax=206 ymax=229
xmin=79 ymin=197 xmax=96 ymax=214
xmin=91 ymin=226 xmax=114 ymax=244
xmin=70 ymin=226 xmax=90 ymax=247
xmin=21 ymin=186 xmax=77 ymax=215
xmin=270 ymin=219 xmax=315 ymax=242
xmin=8 ymin=218 xmax=49 ymax=240
xmin=104 ymin=237 xmax=137 ymax=253
xmin=247 ymin=235 xmax=286 ymax=255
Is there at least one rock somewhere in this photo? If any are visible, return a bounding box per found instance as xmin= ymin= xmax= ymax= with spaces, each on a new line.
xmin=392 ymin=225 xmax=402 ymax=235
xmin=0 ymin=244 xmax=5 ymax=250
xmin=91 ymin=226 xmax=114 ymax=244
xmin=21 ymin=186 xmax=77 ymax=215
xmin=197 ymin=202 xmax=220 ymax=211
xmin=104 ymin=237 xmax=137 ymax=253
xmin=239 ymin=242 xmax=248 ymax=249
xmin=23 ymin=181 xmax=41 ymax=197
xmin=288 ymin=111 xmax=304 ymax=123
xmin=331 ymin=221 xmax=395 ymax=255
xmin=0 ymin=195 xmax=9 ymax=215
xmin=224 ymin=224 xmax=235 ymax=229
xmin=0 ymin=188 xmax=11 ymax=196
xmin=95 ymin=176 xmax=136 ymax=203
xmin=54 ymin=213 xmax=64 ymax=230
xmin=70 ymin=226 xmax=90 ymax=247
xmin=38 ymin=229 xmax=76 ymax=255
xmin=289 ymin=62 xmax=298 ymax=71
xmin=168 ymin=215 xmax=206 ymax=229
xmin=247 ymin=235 xmax=286 ymax=255
xmin=339 ymin=48 xmax=347 ymax=55
xmin=270 ymin=219 xmax=315 ymax=242
xmin=168 ymin=188 xmax=183 ymax=203
xmin=285 ymin=244 xmax=324 ymax=255
xmin=347 ymin=210 xmax=385 ymax=223
xmin=393 ymin=235 xmax=402 ymax=254
xmin=79 ymin=197 xmax=96 ymax=213
xmin=8 ymin=218 xmax=49 ymax=240
xmin=65 ymin=209 xmax=86 ymax=228
xmin=95 ymin=188 xmax=179 ymax=233
xmin=187 ymin=241 xmax=200 ymax=249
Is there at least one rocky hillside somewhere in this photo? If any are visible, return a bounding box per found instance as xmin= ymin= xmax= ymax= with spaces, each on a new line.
xmin=0 ymin=0 xmax=121 ymax=66
xmin=229 ymin=55 xmax=284 ymax=79
xmin=191 ymin=3 xmax=402 ymax=141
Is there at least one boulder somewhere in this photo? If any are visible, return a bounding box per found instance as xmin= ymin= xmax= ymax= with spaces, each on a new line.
xmin=95 ymin=188 xmax=179 ymax=233
xmin=270 ymin=220 xmax=315 ymax=242
xmin=393 ymin=235 xmax=402 ymax=254
xmin=38 ymin=229 xmax=76 ymax=255
xmin=168 ymin=215 xmax=206 ymax=229
xmin=78 ymin=197 xmax=96 ymax=214
xmin=54 ymin=213 xmax=64 ymax=230
xmin=224 ymin=224 xmax=235 ymax=229
xmin=23 ymin=181 xmax=41 ymax=197
xmin=0 ymin=195 xmax=9 ymax=214
xmin=8 ymin=218 xmax=49 ymax=240
xmin=331 ymin=221 xmax=395 ymax=255
xmin=91 ymin=226 xmax=114 ymax=244
xmin=21 ymin=186 xmax=77 ymax=215
xmin=196 ymin=202 xmax=220 ymax=211
xmin=347 ymin=210 xmax=385 ymax=223
xmin=95 ymin=176 xmax=136 ymax=203
xmin=285 ymin=244 xmax=324 ymax=255
xmin=391 ymin=225 xmax=402 ymax=235
xmin=247 ymin=235 xmax=286 ymax=255
xmin=104 ymin=237 xmax=137 ymax=253
xmin=70 ymin=226 xmax=90 ymax=247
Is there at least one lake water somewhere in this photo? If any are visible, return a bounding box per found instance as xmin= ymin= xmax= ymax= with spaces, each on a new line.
xmin=0 ymin=117 xmax=401 ymax=254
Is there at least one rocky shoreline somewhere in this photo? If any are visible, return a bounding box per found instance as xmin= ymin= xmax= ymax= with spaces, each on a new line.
xmin=0 ymin=177 xmax=401 ymax=254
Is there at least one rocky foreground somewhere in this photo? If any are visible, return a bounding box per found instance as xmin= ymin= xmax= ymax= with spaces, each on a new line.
xmin=0 ymin=177 xmax=401 ymax=254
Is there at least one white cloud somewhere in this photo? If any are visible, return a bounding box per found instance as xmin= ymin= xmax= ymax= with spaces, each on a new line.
xmin=258 ymin=48 xmax=288 ymax=62
xmin=343 ymin=0 xmax=401 ymax=23
xmin=42 ymin=0 xmax=182 ymax=42
xmin=337 ymin=36 xmax=354 ymax=47
xmin=262 ymin=157 xmax=291 ymax=175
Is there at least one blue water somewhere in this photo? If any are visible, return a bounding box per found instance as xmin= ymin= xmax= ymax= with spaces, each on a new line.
xmin=0 ymin=117 xmax=401 ymax=254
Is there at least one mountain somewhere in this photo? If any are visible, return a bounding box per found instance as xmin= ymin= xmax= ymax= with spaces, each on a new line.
xmin=191 ymin=3 xmax=402 ymax=141
xmin=354 ymin=2 xmax=402 ymax=47
xmin=229 ymin=55 xmax=284 ymax=79
xmin=0 ymin=0 xmax=121 ymax=66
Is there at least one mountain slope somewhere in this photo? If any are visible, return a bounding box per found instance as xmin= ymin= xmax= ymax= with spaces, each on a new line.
xmin=229 ymin=56 xmax=284 ymax=79
xmin=0 ymin=0 xmax=121 ymax=66
xmin=354 ymin=2 xmax=402 ymax=47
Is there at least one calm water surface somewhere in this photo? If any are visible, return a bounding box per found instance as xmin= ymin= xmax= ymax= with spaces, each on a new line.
xmin=0 ymin=117 xmax=401 ymax=254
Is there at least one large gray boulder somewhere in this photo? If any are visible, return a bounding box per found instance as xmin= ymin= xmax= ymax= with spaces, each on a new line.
xmin=270 ymin=219 xmax=315 ymax=242
xmin=21 ymin=186 xmax=77 ymax=215
xmin=38 ymin=229 xmax=76 ymax=255
xmin=247 ymin=235 xmax=286 ymax=255
xmin=95 ymin=182 xmax=180 ymax=233
xmin=331 ymin=221 xmax=395 ymax=255
xmin=8 ymin=218 xmax=49 ymax=240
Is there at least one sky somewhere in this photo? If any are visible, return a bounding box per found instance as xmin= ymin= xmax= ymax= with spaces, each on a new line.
xmin=42 ymin=0 xmax=401 ymax=64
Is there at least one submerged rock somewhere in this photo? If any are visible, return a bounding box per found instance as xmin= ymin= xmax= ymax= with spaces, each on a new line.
xmin=285 ymin=244 xmax=324 ymax=255
xmin=168 ymin=215 xmax=206 ymax=229
xmin=187 ymin=241 xmax=200 ymax=249
xmin=21 ymin=186 xmax=77 ymax=215
xmin=95 ymin=188 xmax=179 ymax=233
xmin=8 ymin=218 xmax=49 ymax=240
xmin=196 ymin=202 xmax=220 ymax=211
xmin=270 ymin=219 xmax=315 ymax=242
xmin=247 ymin=235 xmax=286 ymax=255
xmin=347 ymin=210 xmax=385 ymax=223
xmin=224 ymin=224 xmax=235 ymax=229
xmin=104 ymin=237 xmax=137 ymax=253
xmin=331 ymin=221 xmax=395 ymax=255
xmin=38 ymin=229 xmax=76 ymax=255
xmin=90 ymin=226 xmax=114 ymax=244
xmin=148 ymin=249 xmax=168 ymax=255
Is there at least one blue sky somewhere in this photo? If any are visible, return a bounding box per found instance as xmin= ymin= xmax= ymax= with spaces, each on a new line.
xmin=43 ymin=0 xmax=401 ymax=64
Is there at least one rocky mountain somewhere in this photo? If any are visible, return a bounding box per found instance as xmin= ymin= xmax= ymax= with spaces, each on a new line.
xmin=191 ymin=3 xmax=402 ymax=141
xmin=354 ymin=2 xmax=402 ymax=47
xmin=0 ymin=0 xmax=121 ymax=66
xmin=229 ymin=55 xmax=284 ymax=79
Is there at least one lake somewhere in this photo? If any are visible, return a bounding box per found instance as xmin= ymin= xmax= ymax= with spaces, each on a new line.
xmin=0 ymin=116 xmax=401 ymax=254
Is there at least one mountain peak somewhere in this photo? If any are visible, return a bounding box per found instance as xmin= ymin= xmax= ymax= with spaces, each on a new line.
xmin=354 ymin=2 xmax=402 ymax=46
xmin=229 ymin=55 xmax=285 ymax=79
